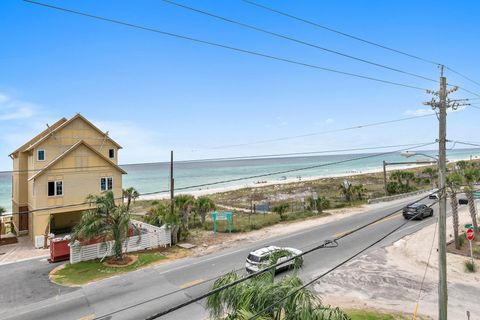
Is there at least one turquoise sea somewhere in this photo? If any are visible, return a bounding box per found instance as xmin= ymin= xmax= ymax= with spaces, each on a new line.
xmin=1 ymin=148 xmax=479 ymax=213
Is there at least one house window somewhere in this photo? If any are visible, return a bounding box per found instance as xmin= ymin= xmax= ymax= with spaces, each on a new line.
xmin=108 ymin=148 xmax=115 ymax=159
xmin=48 ymin=181 xmax=63 ymax=197
xmin=37 ymin=149 xmax=45 ymax=161
xmin=100 ymin=177 xmax=113 ymax=192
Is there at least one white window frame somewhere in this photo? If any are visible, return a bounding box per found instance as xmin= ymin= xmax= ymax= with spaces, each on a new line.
xmin=100 ymin=177 xmax=113 ymax=192
xmin=37 ymin=149 xmax=46 ymax=161
xmin=48 ymin=180 xmax=63 ymax=197
xmin=108 ymin=148 xmax=115 ymax=159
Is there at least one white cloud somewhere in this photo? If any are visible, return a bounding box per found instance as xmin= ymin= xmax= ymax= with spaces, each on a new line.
xmin=92 ymin=119 xmax=168 ymax=164
xmin=405 ymin=105 xmax=467 ymax=116
xmin=0 ymin=93 xmax=9 ymax=104
xmin=0 ymin=93 xmax=37 ymax=121
xmin=325 ymin=118 xmax=334 ymax=124
xmin=404 ymin=108 xmax=436 ymax=116
xmin=315 ymin=118 xmax=335 ymax=127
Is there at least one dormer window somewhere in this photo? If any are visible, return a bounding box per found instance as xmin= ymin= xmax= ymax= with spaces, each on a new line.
xmin=37 ymin=149 xmax=45 ymax=161
xmin=108 ymin=148 xmax=115 ymax=159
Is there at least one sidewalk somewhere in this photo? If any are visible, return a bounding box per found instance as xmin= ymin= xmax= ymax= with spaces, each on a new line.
xmin=0 ymin=236 xmax=49 ymax=265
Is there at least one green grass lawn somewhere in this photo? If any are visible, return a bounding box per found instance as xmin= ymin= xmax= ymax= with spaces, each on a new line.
xmin=347 ymin=309 xmax=417 ymax=320
xmin=51 ymin=252 xmax=167 ymax=286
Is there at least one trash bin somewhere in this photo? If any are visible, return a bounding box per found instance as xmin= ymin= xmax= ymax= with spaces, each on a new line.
xmin=50 ymin=238 xmax=70 ymax=263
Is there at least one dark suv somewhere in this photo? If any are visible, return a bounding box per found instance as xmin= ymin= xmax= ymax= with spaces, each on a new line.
xmin=402 ymin=203 xmax=433 ymax=220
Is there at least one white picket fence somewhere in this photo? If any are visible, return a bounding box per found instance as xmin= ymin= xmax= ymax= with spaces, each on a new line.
xmin=69 ymin=220 xmax=171 ymax=264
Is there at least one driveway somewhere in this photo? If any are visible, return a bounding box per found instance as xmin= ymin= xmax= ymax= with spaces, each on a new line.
xmin=0 ymin=257 xmax=78 ymax=311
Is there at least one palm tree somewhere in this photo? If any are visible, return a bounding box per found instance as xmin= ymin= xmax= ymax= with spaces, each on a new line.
xmin=456 ymin=160 xmax=470 ymax=171
xmin=446 ymin=173 xmax=463 ymax=249
xmin=463 ymin=168 xmax=480 ymax=233
xmin=317 ymin=196 xmax=330 ymax=213
xmin=122 ymin=187 xmax=140 ymax=210
xmin=307 ymin=196 xmax=330 ymax=214
xmin=71 ymin=191 xmax=138 ymax=261
xmin=144 ymin=202 xmax=168 ymax=226
xmin=338 ymin=180 xmax=354 ymax=202
xmin=352 ymin=184 xmax=367 ymax=200
xmin=175 ymin=194 xmax=195 ymax=234
xmin=390 ymin=171 xmax=405 ymax=186
xmin=0 ymin=207 xmax=5 ymax=237
xmin=196 ymin=196 xmax=216 ymax=225
xmin=206 ymin=271 xmax=349 ymax=320
xmin=272 ymin=203 xmax=289 ymax=221
xmin=164 ymin=202 xmax=181 ymax=244
xmin=422 ymin=167 xmax=438 ymax=187
xmin=391 ymin=170 xmax=416 ymax=192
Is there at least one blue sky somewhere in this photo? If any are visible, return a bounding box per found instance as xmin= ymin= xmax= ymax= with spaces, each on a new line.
xmin=1 ymin=0 xmax=479 ymax=170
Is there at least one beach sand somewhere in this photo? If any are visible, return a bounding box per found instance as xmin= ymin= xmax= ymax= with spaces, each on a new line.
xmin=138 ymin=162 xmax=436 ymax=201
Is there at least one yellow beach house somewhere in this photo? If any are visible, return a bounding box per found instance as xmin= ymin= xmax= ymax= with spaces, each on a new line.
xmin=9 ymin=114 xmax=126 ymax=246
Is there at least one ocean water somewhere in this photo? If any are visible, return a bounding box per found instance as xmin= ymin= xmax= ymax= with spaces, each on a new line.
xmin=1 ymin=148 xmax=479 ymax=213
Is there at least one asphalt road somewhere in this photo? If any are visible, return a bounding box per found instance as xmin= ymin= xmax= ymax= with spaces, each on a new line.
xmin=0 ymin=193 xmax=443 ymax=320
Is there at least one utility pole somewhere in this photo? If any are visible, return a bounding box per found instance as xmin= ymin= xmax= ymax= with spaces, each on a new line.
xmin=383 ymin=160 xmax=388 ymax=196
xmin=424 ymin=65 xmax=466 ymax=320
xmin=437 ymin=66 xmax=448 ymax=320
xmin=170 ymin=150 xmax=174 ymax=215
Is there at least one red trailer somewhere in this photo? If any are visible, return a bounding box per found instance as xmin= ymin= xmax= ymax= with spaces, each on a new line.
xmin=50 ymin=238 xmax=70 ymax=262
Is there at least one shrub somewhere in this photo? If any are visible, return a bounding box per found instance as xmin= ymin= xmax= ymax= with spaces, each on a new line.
xmin=459 ymin=233 xmax=466 ymax=247
xmin=473 ymin=246 xmax=480 ymax=257
xmin=465 ymin=261 xmax=477 ymax=273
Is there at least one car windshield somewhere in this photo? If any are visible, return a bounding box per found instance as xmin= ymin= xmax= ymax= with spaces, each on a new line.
xmin=247 ymin=254 xmax=261 ymax=263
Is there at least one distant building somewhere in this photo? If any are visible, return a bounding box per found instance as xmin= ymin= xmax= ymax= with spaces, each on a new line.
xmin=9 ymin=114 xmax=126 ymax=243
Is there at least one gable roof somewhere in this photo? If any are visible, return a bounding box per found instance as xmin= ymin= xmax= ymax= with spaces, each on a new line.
xmin=9 ymin=117 xmax=68 ymax=157
xmin=24 ymin=113 xmax=122 ymax=152
xmin=28 ymin=140 xmax=127 ymax=181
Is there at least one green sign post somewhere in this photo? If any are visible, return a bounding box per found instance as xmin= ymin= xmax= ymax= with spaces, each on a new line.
xmin=211 ymin=211 xmax=232 ymax=234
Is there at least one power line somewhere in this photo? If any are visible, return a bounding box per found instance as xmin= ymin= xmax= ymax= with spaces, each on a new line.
xmin=94 ymin=266 xmax=245 ymax=320
xmin=0 ymin=141 xmax=436 ymax=175
xmin=456 ymin=86 xmax=480 ymax=99
xmin=1 ymin=111 xmax=441 ymax=174
xmin=241 ymin=0 xmax=441 ymax=66
xmin=159 ymin=142 xmax=436 ymax=194
xmin=24 ymin=0 xmax=429 ymax=91
xmin=94 ymin=230 xmax=339 ymax=320
xmin=181 ymin=142 xmax=436 ymax=162
xmin=445 ymin=66 xmax=480 ymax=89
xmin=450 ymin=140 xmax=480 ymax=148
xmin=145 ymin=193 xmax=440 ymax=319
xmin=1 ymin=142 xmax=435 ymax=216
xmin=205 ymin=114 xmax=436 ymax=150
xmin=413 ymin=215 xmax=438 ymax=318
xmin=246 ymin=199 xmax=440 ymax=320
xmin=160 ymin=0 xmax=438 ymax=84
xmin=240 ymin=0 xmax=480 ymax=99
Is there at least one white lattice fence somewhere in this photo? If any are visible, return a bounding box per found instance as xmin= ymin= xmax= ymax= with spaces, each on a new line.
xmin=70 ymin=223 xmax=171 ymax=264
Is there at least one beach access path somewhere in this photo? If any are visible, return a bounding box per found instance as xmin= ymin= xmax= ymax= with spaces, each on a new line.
xmin=0 ymin=192 xmax=448 ymax=320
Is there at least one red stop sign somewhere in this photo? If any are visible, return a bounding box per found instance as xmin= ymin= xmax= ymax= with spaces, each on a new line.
xmin=466 ymin=228 xmax=475 ymax=241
